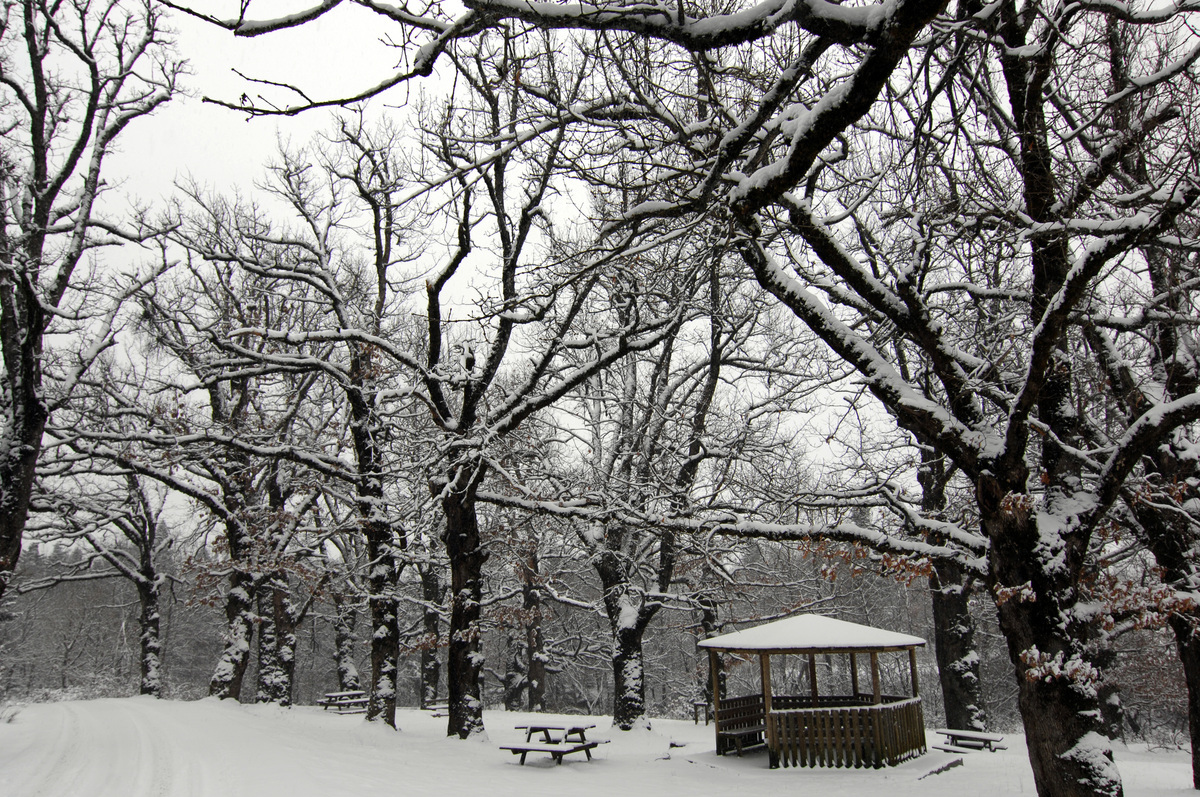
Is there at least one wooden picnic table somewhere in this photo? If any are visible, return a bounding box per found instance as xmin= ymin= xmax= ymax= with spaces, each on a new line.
xmin=316 ymin=690 xmax=369 ymax=713
xmin=501 ymin=724 xmax=606 ymax=765
xmin=513 ymin=723 xmax=595 ymax=744
xmin=933 ymin=728 xmax=1007 ymax=753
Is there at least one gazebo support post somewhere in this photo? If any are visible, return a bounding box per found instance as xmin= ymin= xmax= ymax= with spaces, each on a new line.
xmin=709 ymin=649 xmax=721 ymax=733
xmin=808 ymin=653 xmax=818 ymax=704
xmin=850 ymin=652 xmax=859 ymax=699
xmin=909 ymin=648 xmax=919 ymax=697
xmin=870 ymin=652 xmax=881 ymax=704
xmin=761 ymin=653 xmax=777 ymax=769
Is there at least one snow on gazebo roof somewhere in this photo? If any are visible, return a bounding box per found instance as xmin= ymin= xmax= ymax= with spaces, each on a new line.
xmin=698 ymin=613 xmax=926 ymax=653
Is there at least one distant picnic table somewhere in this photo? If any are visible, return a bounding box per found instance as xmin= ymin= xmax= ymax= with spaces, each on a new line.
xmin=501 ymin=723 xmax=607 ymax=765
xmin=933 ymin=728 xmax=1007 ymax=754
xmin=316 ymin=690 xmax=368 ymax=714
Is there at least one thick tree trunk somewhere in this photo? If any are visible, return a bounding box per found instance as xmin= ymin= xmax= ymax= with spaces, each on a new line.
xmin=0 ymin=377 xmax=46 ymax=602
xmin=419 ymin=565 xmax=443 ymax=708
xmin=929 ymin=560 xmax=986 ymax=730
xmin=137 ymin=578 xmax=163 ymax=698
xmin=440 ymin=485 xmax=487 ymax=738
xmin=256 ymin=591 xmax=282 ymax=703
xmin=1170 ymin=615 xmax=1200 ymax=789
xmin=364 ymin=528 xmax=400 ymax=727
xmin=999 ymin=599 xmax=1118 ymax=797
xmin=255 ymin=577 xmax=299 ymax=706
xmin=918 ymin=446 xmax=987 ymax=730
xmin=522 ymin=564 xmax=547 ymax=713
xmin=611 ymin=622 xmax=650 ymax=730
xmin=503 ymin=630 xmax=527 ymax=712
xmin=984 ymin=484 xmax=1119 ymax=797
xmin=332 ymin=593 xmax=361 ymax=693
xmin=596 ymin=536 xmax=664 ymax=730
xmin=210 ymin=568 xmax=256 ymax=700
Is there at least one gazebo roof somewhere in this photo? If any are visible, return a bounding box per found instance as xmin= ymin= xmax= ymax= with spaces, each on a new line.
xmin=698 ymin=613 xmax=926 ymax=653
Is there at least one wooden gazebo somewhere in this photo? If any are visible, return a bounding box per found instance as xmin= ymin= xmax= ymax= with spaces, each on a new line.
xmin=699 ymin=614 xmax=927 ymax=769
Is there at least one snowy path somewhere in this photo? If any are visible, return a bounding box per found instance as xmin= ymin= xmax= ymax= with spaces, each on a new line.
xmin=0 ymin=697 xmax=1192 ymax=797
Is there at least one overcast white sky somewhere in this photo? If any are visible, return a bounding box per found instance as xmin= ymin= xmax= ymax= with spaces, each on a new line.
xmin=109 ymin=2 xmax=410 ymax=204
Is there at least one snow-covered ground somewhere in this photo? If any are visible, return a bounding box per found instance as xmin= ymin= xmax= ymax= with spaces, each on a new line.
xmin=0 ymin=697 xmax=1191 ymax=797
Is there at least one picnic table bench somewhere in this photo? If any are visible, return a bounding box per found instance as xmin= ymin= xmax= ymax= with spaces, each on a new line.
xmin=933 ymin=728 xmax=1007 ymax=754
xmin=317 ymin=690 xmax=369 ymax=714
xmin=717 ymin=723 xmax=767 ymax=756
xmin=714 ymin=696 xmax=766 ymax=756
xmin=501 ymin=724 xmax=608 ymax=765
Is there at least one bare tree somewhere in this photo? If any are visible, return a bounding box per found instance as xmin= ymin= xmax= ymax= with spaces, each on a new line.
xmin=21 ymin=470 xmax=174 ymax=697
xmin=0 ymin=0 xmax=179 ymax=599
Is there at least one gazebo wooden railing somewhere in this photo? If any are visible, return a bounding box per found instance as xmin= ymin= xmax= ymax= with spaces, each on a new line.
xmin=768 ymin=695 xmax=925 ymax=769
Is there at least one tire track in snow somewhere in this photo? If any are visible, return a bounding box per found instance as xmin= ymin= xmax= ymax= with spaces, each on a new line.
xmin=0 ymin=698 xmax=220 ymax=797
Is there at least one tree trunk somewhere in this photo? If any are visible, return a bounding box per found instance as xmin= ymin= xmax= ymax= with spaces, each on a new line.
xmin=1170 ymin=615 xmax=1200 ymax=789
xmin=332 ymin=593 xmax=361 ymax=693
xmin=611 ymin=622 xmax=650 ymax=730
xmin=522 ymin=559 xmax=546 ymax=713
xmin=255 ymin=576 xmax=300 ymax=706
xmin=136 ymin=578 xmax=163 ymax=698
xmin=364 ymin=527 xmax=400 ymax=726
xmin=918 ymin=446 xmax=987 ymax=730
xmin=503 ymin=630 xmax=527 ymax=712
xmin=440 ymin=481 xmax=487 ymax=738
xmin=984 ymin=485 xmax=1119 ymax=797
xmin=595 ymin=521 xmax=668 ymax=730
xmin=419 ymin=565 xmax=443 ymax=708
xmin=256 ymin=590 xmax=282 ymax=703
xmin=698 ymin=596 xmax=725 ymax=704
xmin=210 ymin=568 xmax=256 ymax=700
xmin=929 ymin=560 xmax=987 ymax=730
xmin=0 ymin=367 xmax=47 ymax=602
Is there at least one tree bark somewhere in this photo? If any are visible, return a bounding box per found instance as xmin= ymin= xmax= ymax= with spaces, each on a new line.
xmin=918 ymin=446 xmax=987 ymax=730
xmin=255 ymin=576 xmax=301 ymax=706
xmin=136 ymin=578 xmax=163 ymax=698
xmin=983 ymin=480 xmax=1119 ymax=797
xmin=332 ymin=592 xmax=362 ymax=693
xmin=611 ymin=622 xmax=650 ymax=729
xmin=364 ymin=526 xmax=400 ymax=726
xmin=419 ymin=565 xmax=443 ymax=708
xmin=521 ymin=548 xmax=546 ymax=713
xmin=210 ymin=567 xmax=256 ymax=700
xmin=440 ymin=480 xmax=487 ymax=738
xmin=929 ymin=560 xmax=986 ymax=730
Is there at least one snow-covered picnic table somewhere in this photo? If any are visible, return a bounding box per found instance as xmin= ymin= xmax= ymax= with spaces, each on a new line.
xmin=501 ymin=723 xmax=607 ymax=765
xmin=933 ymin=729 xmax=1007 ymax=753
xmin=316 ymin=691 xmax=368 ymax=714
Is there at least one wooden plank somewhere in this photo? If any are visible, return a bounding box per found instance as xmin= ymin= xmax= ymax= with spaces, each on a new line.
xmin=839 ymin=709 xmax=849 ymax=768
xmin=852 ymin=707 xmax=864 ymax=768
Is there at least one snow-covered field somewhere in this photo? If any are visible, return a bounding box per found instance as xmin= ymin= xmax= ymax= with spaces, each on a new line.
xmin=0 ymin=697 xmax=1192 ymax=797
